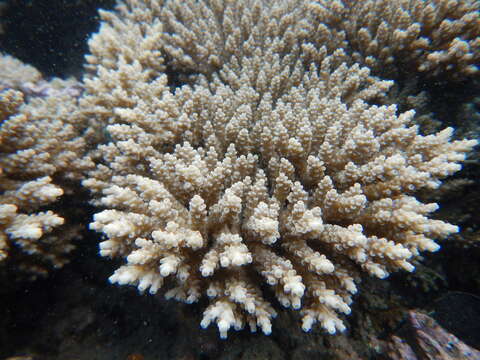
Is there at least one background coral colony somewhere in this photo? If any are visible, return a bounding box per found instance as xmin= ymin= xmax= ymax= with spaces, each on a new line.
xmin=0 ymin=0 xmax=479 ymax=356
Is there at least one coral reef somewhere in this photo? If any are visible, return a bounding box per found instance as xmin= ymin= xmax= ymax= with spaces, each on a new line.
xmin=0 ymin=56 xmax=92 ymax=277
xmin=0 ymin=1 xmax=478 ymax=357
xmin=81 ymin=0 xmax=477 ymax=338
xmin=305 ymin=0 xmax=480 ymax=80
xmin=160 ymin=0 xmax=306 ymax=76
xmin=0 ymin=54 xmax=42 ymax=92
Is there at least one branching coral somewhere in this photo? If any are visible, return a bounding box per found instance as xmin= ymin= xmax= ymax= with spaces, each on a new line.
xmin=82 ymin=0 xmax=477 ymax=338
xmin=160 ymin=0 xmax=307 ymax=77
xmin=0 ymin=53 xmax=42 ymax=92
xmin=305 ymin=0 xmax=480 ymax=80
xmin=0 ymin=89 xmax=68 ymax=276
xmin=0 ymin=56 xmax=92 ymax=277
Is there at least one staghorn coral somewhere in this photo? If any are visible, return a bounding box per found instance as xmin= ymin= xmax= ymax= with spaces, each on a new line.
xmin=160 ymin=0 xmax=307 ymax=77
xmin=305 ymin=0 xmax=480 ymax=80
xmin=0 ymin=53 xmax=43 ymax=92
xmin=82 ymin=0 xmax=477 ymax=338
xmin=79 ymin=0 xmax=166 ymax=135
xmin=81 ymin=0 xmax=389 ymax=130
xmin=0 ymin=89 xmax=67 ymax=276
xmin=0 ymin=56 xmax=92 ymax=277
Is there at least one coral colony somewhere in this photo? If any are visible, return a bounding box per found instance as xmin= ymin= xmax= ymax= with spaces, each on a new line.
xmin=0 ymin=0 xmax=478 ymax=338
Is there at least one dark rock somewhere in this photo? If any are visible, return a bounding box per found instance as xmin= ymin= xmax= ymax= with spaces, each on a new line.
xmin=384 ymin=311 xmax=480 ymax=360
